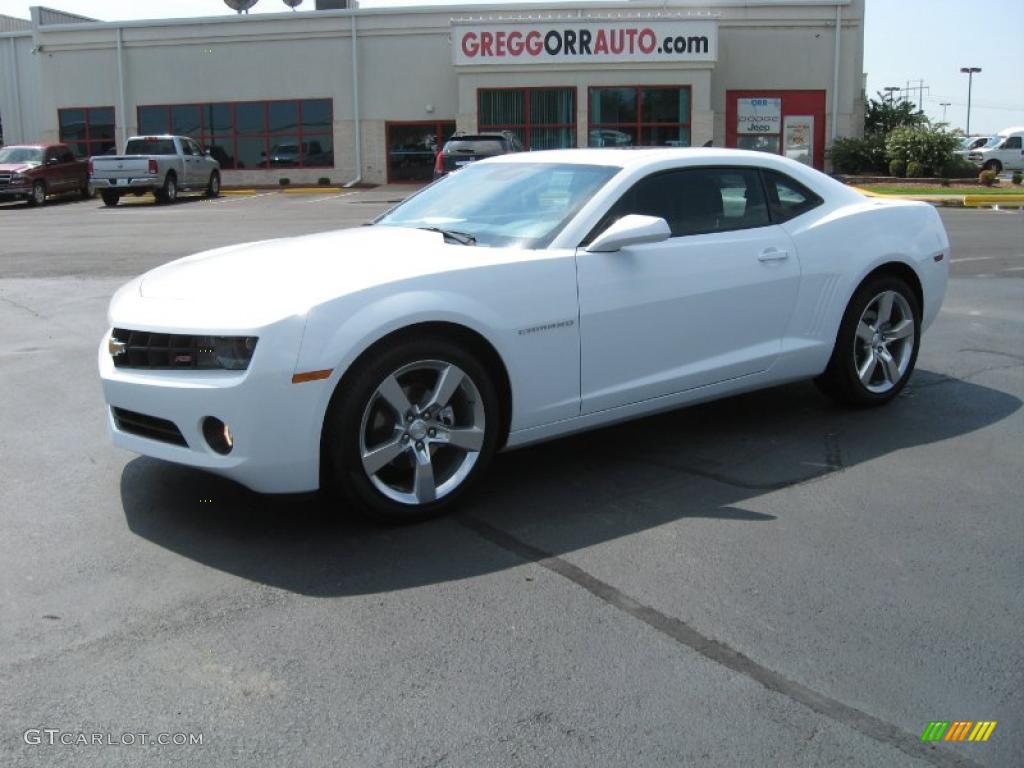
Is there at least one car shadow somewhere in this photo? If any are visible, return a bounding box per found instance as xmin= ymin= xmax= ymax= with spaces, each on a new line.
xmin=121 ymin=370 xmax=1020 ymax=597
xmin=0 ymin=193 xmax=93 ymax=211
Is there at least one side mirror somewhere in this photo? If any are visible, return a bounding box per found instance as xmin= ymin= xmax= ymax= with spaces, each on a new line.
xmin=47 ymin=157 xmax=60 ymax=166
xmin=585 ymin=214 xmax=672 ymax=253
xmin=204 ymin=149 xmax=212 ymax=156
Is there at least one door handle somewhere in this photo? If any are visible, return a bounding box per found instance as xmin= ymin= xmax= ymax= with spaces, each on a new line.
xmin=758 ymin=248 xmax=790 ymax=262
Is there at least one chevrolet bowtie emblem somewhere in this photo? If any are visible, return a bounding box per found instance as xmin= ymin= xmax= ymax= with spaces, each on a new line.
xmin=108 ymin=337 xmax=127 ymax=356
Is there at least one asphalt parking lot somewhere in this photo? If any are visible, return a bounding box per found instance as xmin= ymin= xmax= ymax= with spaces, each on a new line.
xmin=1 ymin=190 xmax=1021 ymax=767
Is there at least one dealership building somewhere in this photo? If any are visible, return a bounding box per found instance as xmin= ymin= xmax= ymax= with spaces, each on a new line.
xmin=0 ymin=0 xmax=864 ymax=184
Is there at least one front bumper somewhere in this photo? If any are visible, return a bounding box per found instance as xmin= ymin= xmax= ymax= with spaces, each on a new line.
xmin=0 ymin=184 xmax=31 ymax=199
xmin=98 ymin=317 xmax=330 ymax=493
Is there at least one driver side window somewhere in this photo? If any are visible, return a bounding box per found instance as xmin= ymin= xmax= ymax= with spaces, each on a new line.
xmin=586 ymin=167 xmax=770 ymax=242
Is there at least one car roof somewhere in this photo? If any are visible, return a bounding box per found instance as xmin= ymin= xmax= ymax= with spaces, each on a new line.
xmin=2 ymin=144 xmax=51 ymax=149
xmin=489 ymin=147 xmax=801 ymax=170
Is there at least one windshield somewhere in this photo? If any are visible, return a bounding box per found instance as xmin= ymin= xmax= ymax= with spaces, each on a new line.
xmin=124 ymin=139 xmax=177 ymax=155
xmin=0 ymin=147 xmax=43 ymax=164
xmin=375 ymin=161 xmax=620 ymax=248
xmin=982 ymin=137 xmax=1001 ymax=149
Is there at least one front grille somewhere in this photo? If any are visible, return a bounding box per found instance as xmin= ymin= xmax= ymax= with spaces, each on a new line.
xmin=110 ymin=328 xmax=256 ymax=370
xmin=0 ymin=172 xmax=12 ymax=186
xmin=112 ymin=407 xmax=188 ymax=447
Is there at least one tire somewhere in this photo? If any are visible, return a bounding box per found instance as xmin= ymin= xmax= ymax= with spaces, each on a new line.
xmin=100 ymin=190 xmax=120 ymax=207
xmin=155 ymin=173 xmax=177 ymax=204
xmin=815 ymin=275 xmax=921 ymax=407
xmin=323 ymin=336 xmax=500 ymax=523
xmin=80 ymin=181 xmax=93 ymax=199
xmin=983 ymin=160 xmax=1002 ymax=173
xmin=205 ymin=171 xmax=221 ymax=198
xmin=26 ymin=180 xmax=46 ymax=207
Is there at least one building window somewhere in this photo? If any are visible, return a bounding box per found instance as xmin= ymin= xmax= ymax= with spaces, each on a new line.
xmin=59 ymin=107 xmax=116 ymax=157
xmin=587 ymin=87 xmax=691 ymax=148
xmin=136 ymin=99 xmax=334 ymax=170
xmin=386 ymin=121 xmax=456 ymax=183
xmin=478 ymin=87 xmax=576 ymax=150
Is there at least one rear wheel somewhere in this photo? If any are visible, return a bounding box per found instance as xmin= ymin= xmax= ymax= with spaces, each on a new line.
xmin=155 ymin=173 xmax=177 ymax=204
xmin=815 ymin=276 xmax=921 ymax=406
xmin=27 ymin=180 xmax=46 ymax=207
xmin=80 ymin=181 xmax=93 ymax=199
xmin=205 ymin=171 xmax=221 ymax=198
xmin=100 ymin=190 xmax=120 ymax=207
xmin=324 ymin=336 xmax=500 ymax=523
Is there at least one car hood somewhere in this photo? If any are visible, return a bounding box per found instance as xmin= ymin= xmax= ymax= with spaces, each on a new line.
xmin=0 ymin=163 xmax=38 ymax=173
xmin=121 ymin=226 xmax=513 ymax=329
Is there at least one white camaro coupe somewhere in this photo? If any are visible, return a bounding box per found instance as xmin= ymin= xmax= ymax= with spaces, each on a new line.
xmin=100 ymin=149 xmax=949 ymax=521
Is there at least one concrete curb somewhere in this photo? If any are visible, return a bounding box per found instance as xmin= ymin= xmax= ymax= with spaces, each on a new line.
xmin=850 ymin=186 xmax=1024 ymax=209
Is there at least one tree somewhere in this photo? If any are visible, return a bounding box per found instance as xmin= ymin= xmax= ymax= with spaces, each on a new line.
xmin=865 ymin=93 xmax=928 ymax=136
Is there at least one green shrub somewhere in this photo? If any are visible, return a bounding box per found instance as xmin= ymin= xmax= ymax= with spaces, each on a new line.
xmin=1012 ymin=171 xmax=1023 ymax=186
xmin=885 ymin=126 xmax=961 ymax=177
xmin=905 ymin=160 xmax=926 ymax=178
xmin=889 ymin=158 xmax=907 ymax=178
xmin=978 ymin=170 xmax=998 ymax=187
xmin=278 ymin=177 xmax=290 ymax=186
xmin=939 ymin=156 xmax=981 ymax=179
xmin=828 ymin=134 xmax=888 ymax=174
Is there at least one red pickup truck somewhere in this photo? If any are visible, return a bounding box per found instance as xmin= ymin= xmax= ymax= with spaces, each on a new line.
xmin=0 ymin=143 xmax=91 ymax=206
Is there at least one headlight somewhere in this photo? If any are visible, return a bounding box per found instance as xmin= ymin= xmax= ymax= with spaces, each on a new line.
xmin=197 ymin=335 xmax=259 ymax=370
xmin=110 ymin=329 xmax=258 ymax=370
xmin=10 ymin=173 xmax=25 ymax=182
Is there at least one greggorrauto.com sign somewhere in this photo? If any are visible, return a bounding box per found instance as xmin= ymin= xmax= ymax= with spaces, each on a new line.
xmin=453 ymin=20 xmax=717 ymax=66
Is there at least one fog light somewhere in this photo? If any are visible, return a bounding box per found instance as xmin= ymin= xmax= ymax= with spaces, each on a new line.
xmin=203 ymin=416 xmax=233 ymax=455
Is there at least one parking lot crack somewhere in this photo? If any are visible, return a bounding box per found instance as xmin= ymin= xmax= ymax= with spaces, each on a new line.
xmin=458 ymin=515 xmax=985 ymax=768
xmin=0 ymin=291 xmax=47 ymax=320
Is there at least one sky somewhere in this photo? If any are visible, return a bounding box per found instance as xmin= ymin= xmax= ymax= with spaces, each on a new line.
xmin=1 ymin=0 xmax=1022 ymax=135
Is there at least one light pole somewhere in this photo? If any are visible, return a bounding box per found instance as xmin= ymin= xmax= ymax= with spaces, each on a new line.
xmin=959 ymin=67 xmax=981 ymax=135
xmin=884 ymin=86 xmax=900 ymax=105
xmin=940 ymin=102 xmax=951 ymax=122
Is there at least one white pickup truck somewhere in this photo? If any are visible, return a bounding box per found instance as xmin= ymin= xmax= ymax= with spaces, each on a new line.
xmin=90 ymin=135 xmax=221 ymax=207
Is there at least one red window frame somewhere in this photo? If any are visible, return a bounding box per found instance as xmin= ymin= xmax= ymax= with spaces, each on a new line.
xmin=385 ymin=120 xmax=456 ymax=183
xmin=135 ymin=99 xmax=334 ymax=170
xmin=587 ymin=85 xmax=692 ymax=146
xmin=477 ymin=86 xmax=577 ymax=150
xmin=58 ymin=106 xmax=116 ymax=158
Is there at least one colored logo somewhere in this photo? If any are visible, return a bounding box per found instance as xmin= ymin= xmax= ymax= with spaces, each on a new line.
xmin=921 ymin=721 xmax=997 ymax=742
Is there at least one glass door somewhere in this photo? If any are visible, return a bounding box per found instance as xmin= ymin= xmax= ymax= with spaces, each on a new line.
xmin=386 ymin=121 xmax=456 ymax=182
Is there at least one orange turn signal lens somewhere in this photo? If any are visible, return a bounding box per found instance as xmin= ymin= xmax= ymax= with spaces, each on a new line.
xmin=291 ymin=369 xmax=333 ymax=384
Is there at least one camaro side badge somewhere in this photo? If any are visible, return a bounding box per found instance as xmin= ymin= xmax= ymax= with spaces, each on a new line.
xmin=108 ymin=337 xmax=127 ymax=356
xmin=518 ymin=319 xmax=576 ymax=336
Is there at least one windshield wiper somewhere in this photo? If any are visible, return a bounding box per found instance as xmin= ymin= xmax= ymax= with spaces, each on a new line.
xmin=418 ymin=226 xmax=477 ymax=246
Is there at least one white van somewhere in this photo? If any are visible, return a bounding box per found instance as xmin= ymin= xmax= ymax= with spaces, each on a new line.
xmin=968 ymin=126 xmax=1024 ymax=172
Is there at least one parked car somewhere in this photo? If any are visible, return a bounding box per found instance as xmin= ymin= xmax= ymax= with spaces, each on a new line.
xmin=589 ymin=129 xmax=633 ymax=147
xmin=0 ymin=144 xmax=91 ymax=206
xmin=259 ymin=141 xmax=332 ymax=168
xmin=99 ymin=148 xmax=949 ymax=523
xmin=433 ymin=131 xmax=522 ymax=178
xmin=954 ymin=135 xmax=995 ymax=159
xmin=967 ymin=126 xmax=1024 ymax=172
xmin=90 ymin=135 xmax=221 ymax=207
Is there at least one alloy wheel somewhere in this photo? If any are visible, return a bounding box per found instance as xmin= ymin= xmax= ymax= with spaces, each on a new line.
xmin=358 ymin=360 xmax=486 ymax=505
xmin=853 ymin=290 xmax=916 ymax=394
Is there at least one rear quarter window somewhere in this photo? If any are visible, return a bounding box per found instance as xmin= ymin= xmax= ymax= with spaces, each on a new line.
xmin=761 ymin=169 xmax=824 ymax=223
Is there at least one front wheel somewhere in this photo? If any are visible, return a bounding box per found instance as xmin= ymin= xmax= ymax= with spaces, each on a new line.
xmin=205 ymin=171 xmax=221 ymax=198
xmin=983 ymin=160 xmax=1002 ymax=173
xmin=816 ymin=276 xmax=921 ymax=406
xmin=27 ymin=180 xmax=46 ymax=207
xmin=324 ymin=336 xmax=500 ymax=523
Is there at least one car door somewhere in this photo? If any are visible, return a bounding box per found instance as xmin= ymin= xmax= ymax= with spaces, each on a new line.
xmin=58 ymin=147 xmax=79 ymax=191
xmin=576 ymin=166 xmax=801 ymax=414
xmin=42 ymin=147 xmax=64 ymax=192
xmin=1000 ymin=135 xmax=1023 ymax=170
xmin=178 ymin=138 xmax=198 ymax=187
